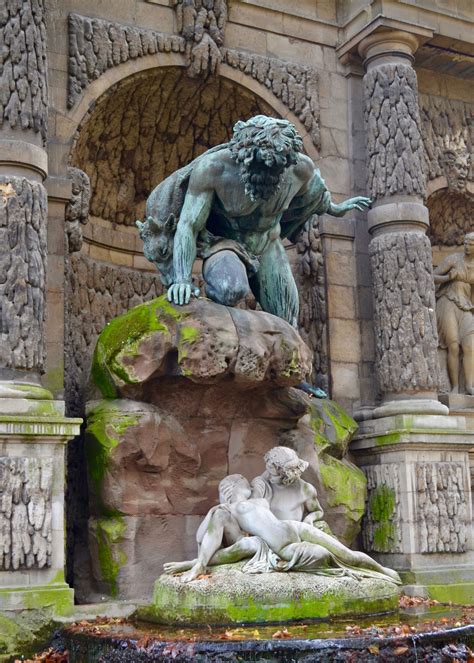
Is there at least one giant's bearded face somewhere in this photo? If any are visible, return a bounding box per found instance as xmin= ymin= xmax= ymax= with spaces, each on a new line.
xmin=229 ymin=115 xmax=303 ymax=202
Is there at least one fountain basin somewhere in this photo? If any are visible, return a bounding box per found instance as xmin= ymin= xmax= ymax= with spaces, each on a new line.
xmin=140 ymin=564 xmax=400 ymax=626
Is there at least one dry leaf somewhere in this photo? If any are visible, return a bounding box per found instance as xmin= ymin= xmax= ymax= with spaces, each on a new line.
xmin=272 ymin=628 xmax=292 ymax=639
xmin=367 ymin=645 xmax=379 ymax=654
xmin=393 ymin=645 xmax=409 ymax=655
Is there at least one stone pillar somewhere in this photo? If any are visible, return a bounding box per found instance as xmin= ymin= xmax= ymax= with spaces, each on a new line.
xmin=360 ymin=30 xmax=445 ymax=418
xmin=0 ymin=1 xmax=81 ymax=615
xmin=350 ymin=30 xmax=474 ymax=601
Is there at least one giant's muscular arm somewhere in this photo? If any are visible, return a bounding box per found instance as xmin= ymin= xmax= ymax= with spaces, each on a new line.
xmin=167 ymin=160 xmax=216 ymax=305
xmin=281 ymin=156 xmax=371 ymax=241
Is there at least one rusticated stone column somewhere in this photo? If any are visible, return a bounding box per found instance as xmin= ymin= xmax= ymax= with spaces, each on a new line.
xmin=0 ymin=1 xmax=81 ymax=615
xmin=0 ymin=0 xmax=49 ymax=394
xmin=360 ymin=30 xmax=445 ymax=418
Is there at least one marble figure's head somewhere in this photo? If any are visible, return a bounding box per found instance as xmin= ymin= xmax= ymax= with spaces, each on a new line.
xmin=264 ymin=446 xmax=308 ymax=486
xmin=464 ymin=232 xmax=474 ymax=257
xmin=229 ymin=115 xmax=303 ymax=202
xmin=219 ymin=474 xmax=251 ymax=504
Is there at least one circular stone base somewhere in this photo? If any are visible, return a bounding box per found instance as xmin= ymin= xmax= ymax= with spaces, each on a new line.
xmin=143 ymin=564 xmax=400 ymax=626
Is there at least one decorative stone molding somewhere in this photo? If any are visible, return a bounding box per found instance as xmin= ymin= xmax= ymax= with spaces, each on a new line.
xmin=0 ymin=0 xmax=48 ymax=144
xmin=67 ymin=16 xmax=321 ymax=150
xmin=294 ymin=217 xmax=328 ymax=388
xmin=415 ymin=462 xmax=468 ymax=554
xmin=176 ymin=0 xmax=227 ymax=77
xmin=0 ymin=456 xmax=53 ymax=570
xmin=428 ymin=190 xmax=472 ymax=247
xmin=419 ymin=94 xmax=473 ymax=188
xmin=223 ymin=49 xmax=320 ymax=149
xmin=369 ymin=232 xmax=440 ymax=394
xmin=67 ymin=14 xmax=186 ymax=108
xmin=65 ymin=167 xmax=91 ymax=253
xmin=364 ymin=63 xmax=425 ymax=200
xmin=362 ymin=464 xmax=402 ymax=554
xmin=0 ymin=176 xmax=47 ymax=373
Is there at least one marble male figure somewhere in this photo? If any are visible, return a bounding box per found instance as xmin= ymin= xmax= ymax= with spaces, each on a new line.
xmin=251 ymin=446 xmax=328 ymax=529
xmin=140 ymin=115 xmax=370 ymax=326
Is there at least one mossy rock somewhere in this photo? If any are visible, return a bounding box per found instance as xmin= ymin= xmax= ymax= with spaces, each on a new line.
xmin=309 ymin=399 xmax=358 ymax=458
xmin=143 ymin=563 xmax=399 ymax=626
xmin=91 ymin=295 xmax=312 ymax=399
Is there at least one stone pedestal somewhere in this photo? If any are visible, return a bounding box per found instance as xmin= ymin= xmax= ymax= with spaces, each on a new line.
xmin=352 ymin=414 xmax=474 ymax=603
xmin=0 ymin=397 xmax=81 ymax=614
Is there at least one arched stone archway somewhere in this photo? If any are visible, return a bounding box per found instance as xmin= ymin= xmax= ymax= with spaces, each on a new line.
xmin=70 ymin=66 xmax=276 ymax=227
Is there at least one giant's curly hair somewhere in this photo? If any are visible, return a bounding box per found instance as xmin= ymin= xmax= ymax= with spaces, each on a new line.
xmin=229 ymin=115 xmax=303 ymax=201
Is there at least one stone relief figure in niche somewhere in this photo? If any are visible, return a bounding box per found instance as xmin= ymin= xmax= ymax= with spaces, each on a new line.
xmin=434 ymin=233 xmax=474 ymax=395
xmin=164 ymin=469 xmax=401 ymax=585
xmin=138 ymin=115 xmax=370 ymax=328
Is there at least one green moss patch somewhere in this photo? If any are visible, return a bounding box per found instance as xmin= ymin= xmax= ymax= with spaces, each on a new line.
xmin=367 ymin=485 xmax=397 ymax=552
xmin=92 ymin=295 xmax=187 ymax=397
xmin=142 ymin=564 xmax=399 ymax=626
xmin=92 ymin=516 xmax=127 ymax=598
xmin=85 ymin=401 xmax=140 ymax=513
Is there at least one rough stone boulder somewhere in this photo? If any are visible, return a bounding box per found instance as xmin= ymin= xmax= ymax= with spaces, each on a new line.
xmin=144 ymin=563 xmax=399 ymax=625
xmin=91 ymin=295 xmax=312 ymax=398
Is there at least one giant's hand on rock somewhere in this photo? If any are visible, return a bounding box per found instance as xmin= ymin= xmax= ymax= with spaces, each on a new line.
xmin=167 ymin=282 xmax=192 ymax=306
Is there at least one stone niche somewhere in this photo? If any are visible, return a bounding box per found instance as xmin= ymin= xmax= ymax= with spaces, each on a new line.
xmin=84 ymin=296 xmax=365 ymax=599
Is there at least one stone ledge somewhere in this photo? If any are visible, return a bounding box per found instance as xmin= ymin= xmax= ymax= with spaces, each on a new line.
xmin=144 ymin=564 xmax=400 ymax=626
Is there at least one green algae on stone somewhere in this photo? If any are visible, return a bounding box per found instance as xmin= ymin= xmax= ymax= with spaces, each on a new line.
xmin=319 ymin=455 xmax=366 ymax=543
xmin=92 ymin=516 xmax=127 ymax=598
xmin=85 ymin=401 xmax=140 ymax=514
xmin=309 ymin=399 xmax=358 ymax=457
xmin=177 ymin=324 xmax=200 ymax=365
xmin=367 ymin=485 xmax=397 ymax=552
xmin=92 ymin=295 xmax=185 ymax=397
xmin=142 ymin=563 xmax=399 ymax=626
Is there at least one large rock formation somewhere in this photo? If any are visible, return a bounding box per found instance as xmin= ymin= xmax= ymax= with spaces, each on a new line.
xmin=85 ymin=296 xmax=365 ymax=599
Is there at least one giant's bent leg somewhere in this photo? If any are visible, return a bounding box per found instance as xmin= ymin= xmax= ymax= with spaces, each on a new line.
xmin=251 ymin=239 xmax=299 ymax=326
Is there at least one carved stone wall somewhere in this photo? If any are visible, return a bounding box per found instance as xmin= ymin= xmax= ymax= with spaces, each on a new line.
xmin=0 ymin=176 xmax=47 ymax=372
xmin=362 ymin=464 xmax=402 ymax=554
xmin=67 ymin=15 xmax=320 ymax=152
xmin=67 ymin=14 xmax=185 ymax=108
xmin=65 ymin=167 xmax=91 ymax=253
xmin=0 ymin=456 xmax=53 ymax=570
xmin=177 ymin=0 xmax=227 ymax=77
xmin=416 ymin=462 xmax=468 ymax=553
xmin=65 ymin=254 xmax=163 ymax=417
xmin=0 ymin=0 xmax=48 ymax=143
xmin=294 ymin=217 xmax=328 ymax=389
xmin=428 ymin=189 xmax=473 ymax=246
xmin=369 ymin=232 xmax=440 ymax=393
xmin=364 ymin=64 xmax=426 ymax=200
xmin=419 ymin=94 xmax=473 ymax=183
xmin=223 ymin=49 xmax=320 ymax=149
xmin=72 ymin=68 xmax=272 ymax=226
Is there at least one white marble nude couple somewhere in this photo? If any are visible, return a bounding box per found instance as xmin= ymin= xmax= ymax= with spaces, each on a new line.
xmin=163 ymin=446 xmax=400 ymax=585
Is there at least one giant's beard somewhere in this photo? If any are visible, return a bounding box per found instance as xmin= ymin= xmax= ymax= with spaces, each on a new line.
xmin=240 ymin=162 xmax=287 ymax=202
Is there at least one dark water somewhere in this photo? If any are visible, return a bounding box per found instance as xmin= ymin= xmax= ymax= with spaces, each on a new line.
xmin=58 ymin=605 xmax=474 ymax=662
